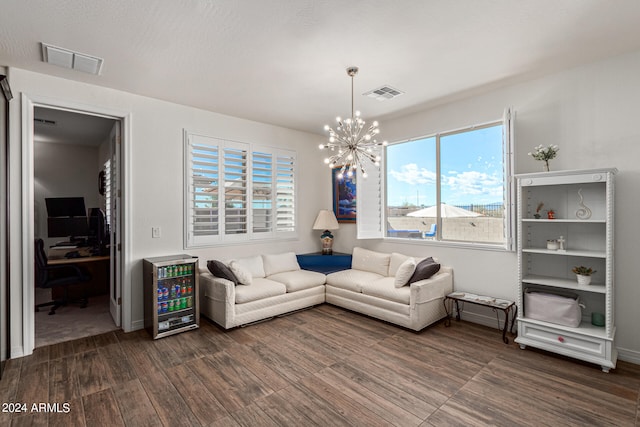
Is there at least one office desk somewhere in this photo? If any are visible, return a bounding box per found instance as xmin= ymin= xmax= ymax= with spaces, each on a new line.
xmin=47 ymin=254 xmax=111 ymax=299
xmin=48 ymin=255 xmax=110 ymax=266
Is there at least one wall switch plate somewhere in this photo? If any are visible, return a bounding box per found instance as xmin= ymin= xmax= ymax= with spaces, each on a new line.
xmin=152 ymin=227 xmax=161 ymax=238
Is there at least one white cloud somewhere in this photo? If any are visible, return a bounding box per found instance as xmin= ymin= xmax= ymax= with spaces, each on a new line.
xmin=444 ymin=170 xmax=502 ymax=198
xmin=389 ymin=163 xmax=436 ymax=185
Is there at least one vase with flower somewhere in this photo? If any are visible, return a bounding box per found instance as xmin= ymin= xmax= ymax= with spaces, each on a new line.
xmin=528 ymin=144 xmax=559 ymax=171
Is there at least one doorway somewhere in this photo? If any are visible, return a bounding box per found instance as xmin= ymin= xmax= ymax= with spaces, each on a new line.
xmin=32 ymin=106 xmax=123 ymax=347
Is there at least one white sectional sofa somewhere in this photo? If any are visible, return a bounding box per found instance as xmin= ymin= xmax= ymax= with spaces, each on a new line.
xmin=200 ymin=252 xmax=326 ymax=329
xmin=199 ymin=248 xmax=453 ymax=331
xmin=326 ymin=247 xmax=453 ymax=331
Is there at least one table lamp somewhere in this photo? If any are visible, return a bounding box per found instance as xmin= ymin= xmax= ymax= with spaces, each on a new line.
xmin=312 ymin=209 xmax=339 ymax=254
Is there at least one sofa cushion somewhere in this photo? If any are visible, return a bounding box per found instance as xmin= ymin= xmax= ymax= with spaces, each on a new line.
xmin=207 ymin=260 xmax=238 ymax=285
xmin=408 ymin=257 xmax=441 ymax=284
xmin=229 ymin=260 xmax=253 ymax=285
xmin=268 ymin=270 xmax=326 ymax=292
xmin=232 ymin=255 xmax=266 ymax=278
xmin=361 ymin=277 xmax=411 ymax=305
xmin=394 ymin=258 xmax=417 ymax=288
xmin=388 ymin=252 xmax=412 ymax=276
xmin=235 ymin=278 xmax=287 ymax=304
xmin=352 ymin=247 xmax=391 ymax=276
xmin=262 ymin=252 xmax=300 ymax=276
xmin=326 ymin=269 xmax=384 ymax=293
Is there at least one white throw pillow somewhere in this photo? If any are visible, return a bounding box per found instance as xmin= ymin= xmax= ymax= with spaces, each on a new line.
xmin=233 ymin=255 xmax=265 ymax=278
xmin=229 ymin=260 xmax=253 ymax=285
xmin=262 ymin=252 xmax=300 ymax=276
xmin=389 ymin=252 xmax=412 ymax=276
xmin=352 ymin=247 xmax=391 ymax=276
xmin=394 ymin=258 xmax=417 ymax=288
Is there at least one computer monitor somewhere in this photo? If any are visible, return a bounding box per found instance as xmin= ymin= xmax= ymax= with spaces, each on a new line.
xmin=47 ymin=216 xmax=89 ymax=240
xmin=45 ymin=197 xmax=87 ymax=218
xmin=45 ymin=197 xmax=88 ymax=244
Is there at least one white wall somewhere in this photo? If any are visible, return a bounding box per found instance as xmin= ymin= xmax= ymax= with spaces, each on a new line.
xmin=8 ymin=68 xmax=329 ymax=357
xmin=348 ymin=49 xmax=640 ymax=362
xmin=34 ymin=142 xmax=100 ymax=248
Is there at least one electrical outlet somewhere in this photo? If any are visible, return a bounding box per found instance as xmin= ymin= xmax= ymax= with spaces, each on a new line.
xmin=152 ymin=227 xmax=161 ymax=238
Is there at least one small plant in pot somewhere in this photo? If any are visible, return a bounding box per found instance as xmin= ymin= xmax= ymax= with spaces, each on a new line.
xmin=572 ymin=266 xmax=596 ymax=286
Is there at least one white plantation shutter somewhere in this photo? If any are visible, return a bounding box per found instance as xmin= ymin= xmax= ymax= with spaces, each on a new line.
xmin=276 ymin=150 xmax=296 ymax=234
xmin=251 ymin=150 xmax=273 ymax=236
xmin=357 ymin=159 xmax=384 ymax=239
xmin=185 ymin=131 xmax=297 ymax=247
xmin=223 ymin=143 xmax=248 ymax=238
xmin=186 ymin=134 xmax=221 ymax=246
xmin=503 ymin=107 xmax=516 ymax=251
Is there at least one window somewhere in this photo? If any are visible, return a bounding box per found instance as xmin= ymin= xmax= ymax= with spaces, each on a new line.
xmin=358 ymin=110 xmax=514 ymax=249
xmin=185 ymin=133 xmax=296 ymax=247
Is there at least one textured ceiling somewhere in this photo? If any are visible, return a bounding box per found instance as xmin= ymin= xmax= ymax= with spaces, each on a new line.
xmin=2 ymin=1 xmax=640 ymax=135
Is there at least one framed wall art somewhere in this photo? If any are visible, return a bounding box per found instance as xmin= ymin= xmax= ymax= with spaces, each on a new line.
xmin=332 ymin=167 xmax=356 ymax=223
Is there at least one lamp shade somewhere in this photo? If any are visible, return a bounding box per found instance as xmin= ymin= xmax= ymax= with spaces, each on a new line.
xmin=313 ymin=209 xmax=339 ymax=231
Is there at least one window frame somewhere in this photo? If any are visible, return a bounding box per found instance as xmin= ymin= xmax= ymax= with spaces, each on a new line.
xmin=358 ymin=109 xmax=515 ymax=251
xmin=184 ymin=131 xmax=297 ymax=248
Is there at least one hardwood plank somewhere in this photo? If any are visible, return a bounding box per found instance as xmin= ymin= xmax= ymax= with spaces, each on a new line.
xmin=187 ymin=352 xmax=273 ymax=412
xmin=83 ymin=389 xmax=125 ymax=427
xmin=98 ymin=342 xmax=137 ymax=385
xmin=315 ymin=367 xmax=423 ymax=427
xmin=10 ymin=411 xmax=49 ymax=427
xmin=164 ymin=363 xmax=229 ymax=425
xmin=20 ymin=345 xmax=49 ymax=372
xmin=270 ymin=382 xmax=353 ymax=427
xmin=328 ymin=360 xmax=438 ymax=419
xmin=254 ymin=391 xmax=320 ymax=426
xmin=112 ymin=379 xmax=162 ymax=427
xmin=71 ymin=336 xmax=97 ymax=354
xmin=15 ymin=361 xmax=49 ymax=405
xmin=139 ymin=369 xmax=202 ymax=426
xmin=49 ymin=340 xmax=76 ymax=360
xmin=49 ymin=355 xmax=81 ymax=402
xmin=297 ymin=374 xmax=396 ymax=427
xmin=48 ymin=397 xmax=85 ymax=427
xmin=223 ymin=343 xmax=293 ymax=392
xmin=229 ymin=403 xmax=280 ymax=427
xmin=74 ymin=349 xmax=111 ymax=397
xmin=92 ymin=331 xmax=119 ymax=348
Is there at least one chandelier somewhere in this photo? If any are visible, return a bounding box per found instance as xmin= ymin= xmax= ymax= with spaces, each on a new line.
xmin=319 ymin=66 xmax=387 ymax=179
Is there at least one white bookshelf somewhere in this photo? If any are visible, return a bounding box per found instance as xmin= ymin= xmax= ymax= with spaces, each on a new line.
xmin=515 ymin=168 xmax=617 ymax=372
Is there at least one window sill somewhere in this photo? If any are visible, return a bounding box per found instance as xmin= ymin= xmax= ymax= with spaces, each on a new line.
xmin=382 ymin=236 xmax=512 ymax=252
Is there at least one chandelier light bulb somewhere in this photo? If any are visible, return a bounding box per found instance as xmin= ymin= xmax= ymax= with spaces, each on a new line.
xmin=324 ymin=124 xmax=330 ymax=131
xmin=324 ymin=158 xmax=330 ymax=164
xmin=319 ymin=144 xmax=325 ymax=149
xmin=362 ymin=172 xmax=368 ymax=178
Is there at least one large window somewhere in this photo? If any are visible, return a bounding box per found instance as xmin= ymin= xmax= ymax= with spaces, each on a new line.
xmin=380 ymin=112 xmax=514 ymax=248
xmin=185 ymin=132 xmax=296 ymax=247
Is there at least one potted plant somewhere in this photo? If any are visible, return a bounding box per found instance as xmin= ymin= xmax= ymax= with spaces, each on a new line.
xmin=572 ymin=266 xmax=596 ymax=286
xmin=528 ymin=144 xmax=559 ymax=171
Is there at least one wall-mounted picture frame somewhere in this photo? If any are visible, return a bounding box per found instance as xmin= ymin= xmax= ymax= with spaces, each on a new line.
xmin=332 ymin=167 xmax=356 ymax=222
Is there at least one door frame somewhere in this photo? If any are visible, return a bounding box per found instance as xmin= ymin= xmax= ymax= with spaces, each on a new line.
xmin=20 ymin=93 xmax=132 ymax=354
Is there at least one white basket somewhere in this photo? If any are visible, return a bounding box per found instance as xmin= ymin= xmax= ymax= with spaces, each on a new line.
xmin=525 ymin=289 xmax=584 ymax=327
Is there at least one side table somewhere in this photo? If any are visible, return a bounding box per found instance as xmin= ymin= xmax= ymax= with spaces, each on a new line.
xmin=443 ymin=292 xmax=517 ymax=344
xmin=296 ymin=252 xmax=352 ymax=274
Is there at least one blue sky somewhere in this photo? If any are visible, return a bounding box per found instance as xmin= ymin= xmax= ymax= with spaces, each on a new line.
xmin=386 ymin=124 xmax=503 ymax=207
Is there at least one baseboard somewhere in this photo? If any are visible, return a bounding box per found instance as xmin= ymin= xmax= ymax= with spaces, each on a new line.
xmin=131 ymin=319 xmax=145 ymax=331
xmin=460 ymin=312 xmax=640 ymax=366
xmin=11 ymin=345 xmax=25 ymax=359
xmin=617 ymin=347 xmax=640 ymax=365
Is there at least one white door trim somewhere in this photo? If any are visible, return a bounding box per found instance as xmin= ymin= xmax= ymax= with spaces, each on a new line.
xmin=19 ymin=93 xmax=132 ymax=355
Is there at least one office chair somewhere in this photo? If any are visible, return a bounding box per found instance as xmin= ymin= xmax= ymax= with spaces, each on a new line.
xmin=34 ymin=238 xmax=91 ymax=315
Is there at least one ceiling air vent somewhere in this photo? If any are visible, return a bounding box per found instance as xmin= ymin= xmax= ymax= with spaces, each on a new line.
xmin=41 ymin=42 xmax=104 ymax=75
xmin=364 ymin=85 xmax=404 ymax=101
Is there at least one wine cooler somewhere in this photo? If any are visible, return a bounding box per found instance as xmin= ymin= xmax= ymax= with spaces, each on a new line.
xmin=143 ymin=254 xmax=199 ymax=339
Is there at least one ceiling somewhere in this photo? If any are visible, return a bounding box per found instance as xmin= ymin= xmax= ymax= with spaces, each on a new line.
xmin=3 ymin=1 xmax=640 ymax=135
xmin=33 ymin=107 xmax=115 ymax=146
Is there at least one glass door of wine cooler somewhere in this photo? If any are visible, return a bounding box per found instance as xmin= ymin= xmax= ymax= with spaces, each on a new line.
xmin=143 ymin=254 xmax=200 ymax=339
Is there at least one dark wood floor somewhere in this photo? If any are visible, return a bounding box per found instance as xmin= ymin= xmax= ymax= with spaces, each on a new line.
xmin=2 ymin=304 xmax=639 ymax=426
